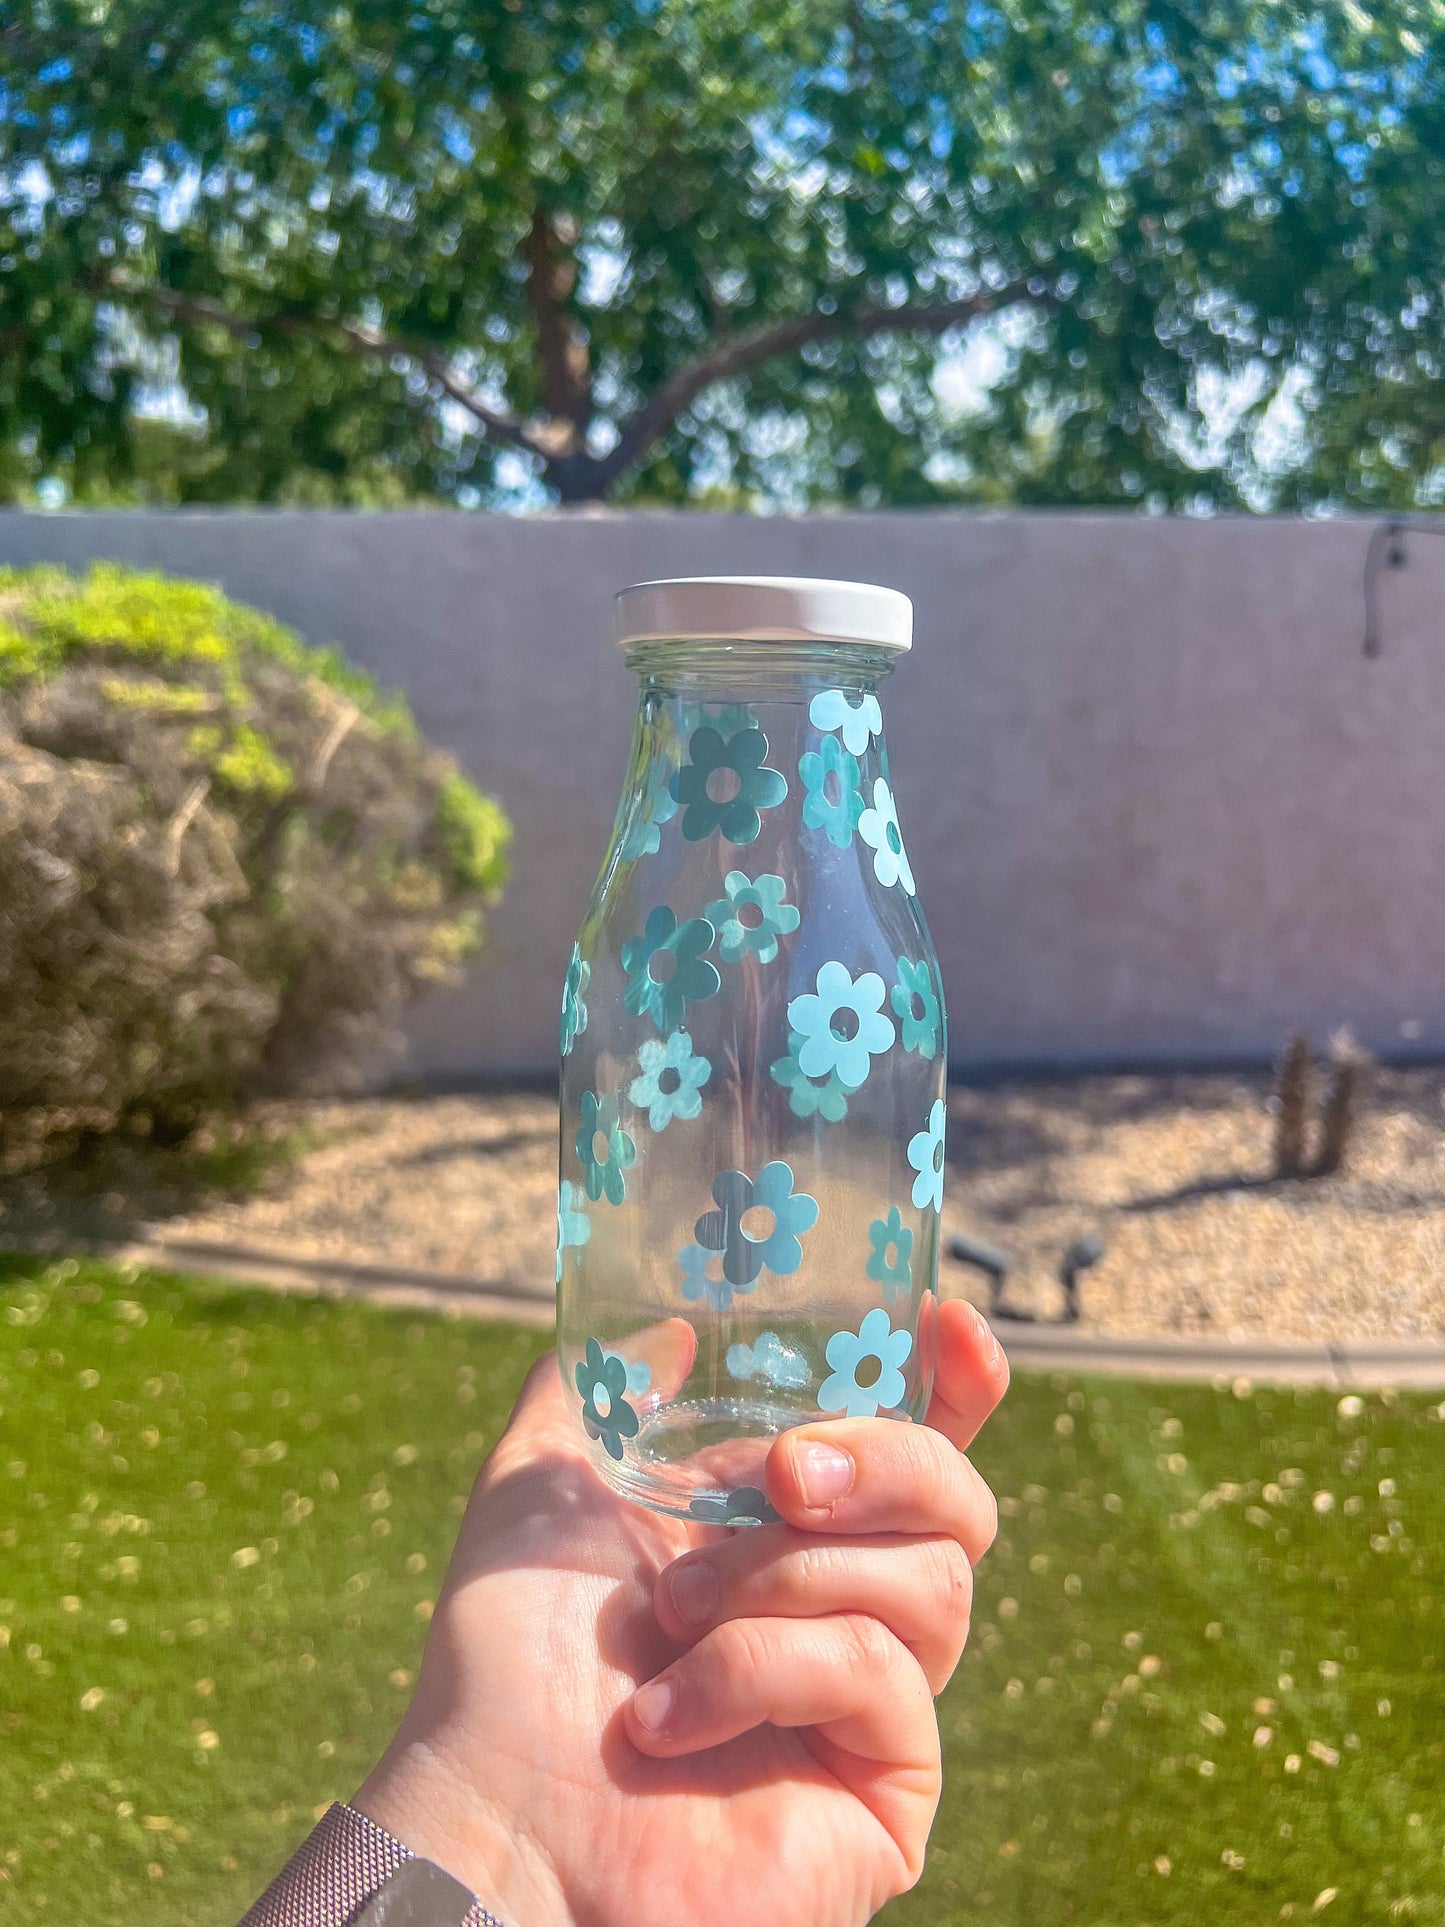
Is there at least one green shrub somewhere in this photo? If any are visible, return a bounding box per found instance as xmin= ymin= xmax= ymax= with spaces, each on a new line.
xmin=0 ymin=563 xmax=510 ymax=1160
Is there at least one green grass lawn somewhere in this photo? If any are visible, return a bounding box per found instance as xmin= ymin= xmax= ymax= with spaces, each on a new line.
xmin=2 ymin=1257 xmax=1442 ymax=1925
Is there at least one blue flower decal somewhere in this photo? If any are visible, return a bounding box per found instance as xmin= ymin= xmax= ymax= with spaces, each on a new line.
xmin=809 ymin=687 xmax=882 ymax=756
xmin=575 ymin=1337 xmax=641 ymax=1460
xmin=628 ymin=1029 xmax=711 ymax=1132
xmin=677 ymin=1241 xmax=753 ymax=1313
xmin=688 ymin=1486 xmax=780 ymax=1527
xmin=695 ymin=1159 xmax=819 ymax=1289
xmin=575 ymin=1090 xmax=637 ymax=1205
xmin=727 ymin=1330 xmax=810 ymax=1391
xmin=907 ymin=1098 xmax=947 ymax=1211
xmin=818 ymin=1307 xmax=913 ymax=1418
xmin=620 ymin=757 xmax=678 ymax=860
xmin=865 ymin=1206 xmax=914 ymax=1303
xmin=705 ymin=869 xmax=800 ymax=967
xmin=621 ymin=906 xmax=721 ymax=1032
xmin=680 ymin=701 xmax=756 ymax=739
xmin=799 ymin=735 xmax=865 ymax=851
xmin=892 ymin=957 xmax=941 ymax=1059
xmin=787 ymin=961 xmax=895 ymax=1091
xmin=769 ymin=1032 xmax=852 ymax=1123
xmin=858 ymin=778 xmax=915 ymax=893
xmin=671 ymin=724 xmax=788 ymax=846
xmin=555 ymin=1179 xmax=591 ymax=1284
xmin=603 ymin=1349 xmax=653 ymax=1398
xmin=560 ymin=944 xmax=590 ymax=1057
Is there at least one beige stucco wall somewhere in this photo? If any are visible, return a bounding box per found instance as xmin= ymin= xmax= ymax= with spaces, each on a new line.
xmin=2 ymin=507 xmax=1438 ymax=1075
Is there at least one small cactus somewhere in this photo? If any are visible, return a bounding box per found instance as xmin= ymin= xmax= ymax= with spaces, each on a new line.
xmin=1273 ymin=1033 xmax=1313 ymax=1178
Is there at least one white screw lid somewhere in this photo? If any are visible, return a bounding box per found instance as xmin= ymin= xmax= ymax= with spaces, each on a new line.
xmin=613 ymin=575 xmax=912 ymax=652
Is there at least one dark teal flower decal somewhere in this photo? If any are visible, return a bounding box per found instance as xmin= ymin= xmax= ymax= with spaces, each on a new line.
xmin=560 ymin=943 xmax=590 ymax=1057
xmin=865 ymin=1206 xmax=914 ymax=1302
xmin=672 ymin=724 xmax=787 ymax=846
xmin=575 ymin=1337 xmax=640 ymax=1460
xmin=705 ymin=869 xmax=800 ymax=966
xmin=891 ymin=956 xmax=941 ymax=1059
xmin=798 ymin=735 xmax=864 ymax=851
xmin=694 ymin=1158 xmax=819 ymax=1289
xmin=769 ymin=1031 xmax=852 ymax=1123
xmin=688 ymin=1486 xmax=780 ymax=1527
xmin=621 ymin=906 xmax=721 ymax=1033
xmin=575 ymin=1090 xmax=637 ymax=1205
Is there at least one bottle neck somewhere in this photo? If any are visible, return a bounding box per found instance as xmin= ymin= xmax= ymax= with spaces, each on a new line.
xmin=623 ymin=638 xmax=898 ymax=701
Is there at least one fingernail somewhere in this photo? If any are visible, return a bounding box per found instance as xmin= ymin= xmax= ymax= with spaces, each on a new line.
xmin=632 ymin=1677 xmax=675 ymax=1734
xmin=666 ymin=1558 xmax=718 ymax=1629
xmin=794 ymin=1440 xmax=854 ymax=1510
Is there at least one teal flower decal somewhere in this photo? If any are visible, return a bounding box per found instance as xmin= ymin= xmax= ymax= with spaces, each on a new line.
xmin=727 ymin=1330 xmax=810 ymax=1391
xmin=688 ymin=1486 xmax=780 ymax=1527
xmin=865 ymin=1206 xmax=914 ymax=1303
xmin=907 ymin=1098 xmax=947 ymax=1211
xmin=705 ymin=869 xmax=800 ymax=966
xmin=620 ymin=757 xmax=678 ymax=860
xmin=621 ymin=905 xmax=721 ymax=1032
xmin=818 ymin=1307 xmax=913 ymax=1418
xmin=603 ymin=1349 xmax=652 ymax=1398
xmin=858 ymin=778 xmax=915 ymax=893
xmin=575 ymin=1090 xmax=637 ymax=1205
xmin=769 ymin=1032 xmax=852 ymax=1123
xmin=575 ymin=1337 xmax=640 ymax=1460
xmin=680 ymin=700 xmax=755 ymax=738
xmin=799 ymin=736 xmax=864 ymax=851
xmin=555 ymin=1178 xmax=591 ymax=1284
xmin=671 ymin=724 xmax=787 ymax=846
xmin=677 ymin=1240 xmax=753 ymax=1313
xmin=628 ymin=1030 xmax=711 ymax=1132
xmin=560 ymin=944 xmax=590 ymax=1057
xmin=695 ymin=1159 xmax=819 ymax=1287
xmin=809 ymin=687 xmax=882 ymax=756
xmin=787 ymin=961 xmax=895 ymax=1091
xmin=892 ymin=957 xmax=941 ymax=1059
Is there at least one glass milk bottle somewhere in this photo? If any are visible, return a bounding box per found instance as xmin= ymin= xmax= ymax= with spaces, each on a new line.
xmin=556 ymin=577 xmax=946 ymax=1524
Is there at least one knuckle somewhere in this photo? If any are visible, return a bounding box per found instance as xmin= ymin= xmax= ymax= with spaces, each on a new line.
xmin=970 ymin=1466 xmax=1000 ymax=1552
xmin=705 ymin=1614 xmax=773 ymax=1694
xmin=837 ymin=1610 xmax=900 ymax=1682
xmin=902 ymin=1425 xmax=956 ymax=1515
xmin=923 ymin=1535 xmax=973 ymax=1623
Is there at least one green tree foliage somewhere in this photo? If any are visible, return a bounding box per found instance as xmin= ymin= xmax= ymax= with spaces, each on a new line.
xmin=0 ymin=2 xmax=1440 ymax=510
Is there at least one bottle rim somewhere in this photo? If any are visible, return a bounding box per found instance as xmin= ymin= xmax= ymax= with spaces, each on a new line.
xmin=612 ymin=576 xmax=912 ymax=653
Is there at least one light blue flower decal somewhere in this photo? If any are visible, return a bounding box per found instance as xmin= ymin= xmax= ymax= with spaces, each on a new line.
xmin=865 ymin=1206 xmax=914 ymax=1303
xmin=688 ymin=1486 xmax=780 ymax=1527
xmin=677 ymin=1241 xmax=754 ymax=1313
xmin=560 ymin=944 xmax=590 ymax=1057
xmin=892 ymin=957 xmax=941 ymax=1059
xmin=798 ymin=735 xmax=865 ymax=851
xmin=603 ymin=1348 xmax=653 ymax=1398
xmin=858 ymin=778 xmax=915 ymax=893
xmin=695 ymin=1159 xmax=819 ymax=1288
xmin=810 ymin=687 xmax=882 ymax=756
xmin=620 ymin=757 xmax=678 ymax=860
xmin=907 ymin=1098 xmax=947 ymax=1211
xmin=705 ymin=869 xmax=800 ymax=966
xmin=769 ymin=1032 xmax=852 ymax=1123
xmin=575 ymin=1337 xmax=640 ymax=1460
xmin=621 ymin=905 xmax=721 ymax=1032
xmin=575 ymin=1090 xmax=637 ymax=1205
xmin=818 ymin=1307 xmax=913 ymax=1418
xmin=555 ymin=1179 xmax=591 ymax=1284
xmin=727 ymin=1330 xmax=810 ymax=1391
xmin=671 ymin=724 xmax=788 ymax=846
xmin=680 ymin=700 xmax=755 ymax=739
xmin=628 ymin=1030 xmax=711 ymax=1132
xmin=787 ymin=961 xmax=895 ymax=1091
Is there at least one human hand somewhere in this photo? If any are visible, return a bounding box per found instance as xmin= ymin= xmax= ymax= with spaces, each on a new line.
xmin=354 ymin=1296 xmax=1008 ymax=1927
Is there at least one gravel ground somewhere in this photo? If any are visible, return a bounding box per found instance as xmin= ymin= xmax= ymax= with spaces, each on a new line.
xmin=38 ymin=1066 xmax=1443 ymax=1344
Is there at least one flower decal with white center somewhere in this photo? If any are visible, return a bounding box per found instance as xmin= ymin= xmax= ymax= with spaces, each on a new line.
xmin=818 ymin=1307 xmax=913 ymax=1418
xmin=555 ymin=1179 xmax=591 ymax=1283
xmin=688 ymin=1486 xmax=780 ymax=1527
xmin=865 ymin=1206 xmax=914 ymax=1302
xmin=787 ymin=961 xmax=895 ymax=1091
xmin=705 ymin=869 xmax=800 ymax=967
xmin=575 ymin=1090 xmax=637 ymax=1206
xmin=620 ymin=757 xmax=678 ymax=861
xmin=671 ymin=724 xmax=788 ymax=846
xmin=907 ymin=1098 xmax=947 ymax=1211
xmin=694 ymin=1159 xmax=819 ymax=1289
xmin=621 ymin=905 xmax=721 ymax=1033
xmin=858 ymin=778 xmax=915 ymax=893
xmin=575 ymin=1337 xmax=640 ymax=1460
xmin=798 ymin=735 xmax=865 ymax=851
xmin=891 ymin=956 xmax=941 ymax=1059
xmin=809 ymin=688 xmax=882 ymax=756
xmin=768 ymin=1031 xmax=852 ymax=1122
xmin=727 ymin=1330 xmax=810 ymax=1391
xmin=676 ymin=1241 xmax=752 ymax=1313
xmin=628 ymin=1030 xmax=711 ymax=1132
xmin=560 ymin=944 xmax=590 ymax=1056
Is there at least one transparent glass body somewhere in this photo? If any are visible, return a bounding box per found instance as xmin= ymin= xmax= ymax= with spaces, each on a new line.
xmin=556 ymin=637 xmax=946 ymax=1525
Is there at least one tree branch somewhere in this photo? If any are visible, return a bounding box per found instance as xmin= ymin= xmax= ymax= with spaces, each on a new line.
xmin=521 ymin=207 xmax=593 ymax=455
